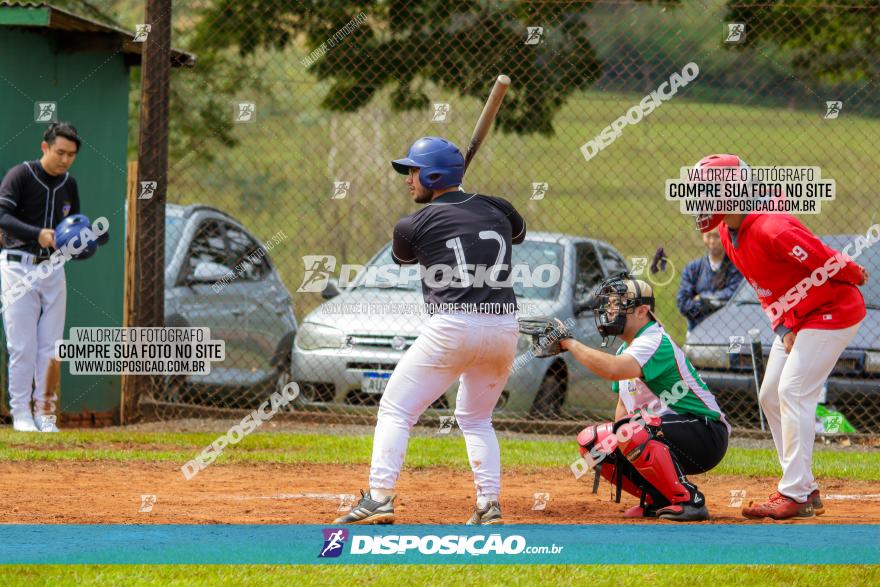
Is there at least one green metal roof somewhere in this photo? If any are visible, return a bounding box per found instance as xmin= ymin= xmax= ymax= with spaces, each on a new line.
xmin=0 ymin=1 xmax=195 ymax=67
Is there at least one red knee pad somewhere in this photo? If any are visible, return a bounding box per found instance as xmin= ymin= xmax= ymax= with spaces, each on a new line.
xmin=577 ymin=422 xmax=616 ymax=459
xmin=577 ymin=422 xmax=648 ymax=502
xmin=614 ymin=411 xmax=662 ymax=453
xmin=615 ymin=415 xmax=652 ymax=453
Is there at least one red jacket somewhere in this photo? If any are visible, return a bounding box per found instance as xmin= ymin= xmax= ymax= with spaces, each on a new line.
xmin=720 ymin=214 xmax=865 ymax=333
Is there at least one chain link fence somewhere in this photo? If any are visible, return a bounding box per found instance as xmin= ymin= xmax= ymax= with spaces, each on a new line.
xmin=119 ymin=0 xmax=878 ymax=434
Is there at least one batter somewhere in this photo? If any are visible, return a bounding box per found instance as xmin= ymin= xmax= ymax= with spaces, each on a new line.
xmin=334 ymin=136 xmax=526 ymax=525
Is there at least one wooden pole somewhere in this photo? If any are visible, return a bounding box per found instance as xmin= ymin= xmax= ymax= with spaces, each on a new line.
xmin=121 ymin=160 xmax=138 ymax=423
xmin=122 ymin=0 xmax=171 ymax=423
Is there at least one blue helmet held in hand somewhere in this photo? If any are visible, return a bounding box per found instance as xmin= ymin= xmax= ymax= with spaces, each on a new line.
xmin=391 ymin=136 xmax=465 ymax=190
xmin=54 ymin=214 xmax=99 ymax=260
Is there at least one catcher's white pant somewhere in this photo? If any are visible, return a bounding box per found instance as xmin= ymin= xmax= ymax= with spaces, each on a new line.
xmin=369 ymin=312 xmax=518 ymax=498
xmin=759 ymin=321 xmax=861 ymax=502
xmin=0 ymin=251 xmax=66 ymax=419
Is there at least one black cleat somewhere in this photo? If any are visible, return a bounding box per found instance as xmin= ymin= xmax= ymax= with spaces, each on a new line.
xmin=656 ymin=503 xmax=710 ymax=522
xmin=657 ymin=491 xmax=709 ymax=522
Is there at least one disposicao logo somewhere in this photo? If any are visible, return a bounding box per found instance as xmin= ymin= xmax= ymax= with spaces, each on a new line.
xmin=319 ymin=528 xmax=349 ymax=558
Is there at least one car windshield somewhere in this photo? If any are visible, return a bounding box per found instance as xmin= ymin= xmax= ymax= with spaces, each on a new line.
xmin=360 ymin=240 xmax=565 ymax=300
xmin=733 ymin=235 xmax=880 ymax=308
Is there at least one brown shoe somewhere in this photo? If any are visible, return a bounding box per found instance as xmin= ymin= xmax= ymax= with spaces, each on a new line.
xmin=742 ymin=492 xmax=814 ymax=520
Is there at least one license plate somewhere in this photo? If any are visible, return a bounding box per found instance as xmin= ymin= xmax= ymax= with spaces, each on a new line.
xmin=362 ymin=371 xmax=391 ymax=394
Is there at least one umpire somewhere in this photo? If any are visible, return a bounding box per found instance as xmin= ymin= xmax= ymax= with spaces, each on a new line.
xmin=0 ymin=122 xmax=81 ymax=432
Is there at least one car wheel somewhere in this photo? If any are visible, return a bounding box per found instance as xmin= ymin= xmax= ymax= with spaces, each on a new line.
xmin=274 ymin=356 xmax=298 ymax=409
xmin=275 ymin=360 xmax=292 ymax=393
xmin=529 ymin=362 xmax=567 ymax=418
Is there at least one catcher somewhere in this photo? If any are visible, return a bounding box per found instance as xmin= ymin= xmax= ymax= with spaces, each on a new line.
xmin=520 ymin=274 xmax=730 ymax=521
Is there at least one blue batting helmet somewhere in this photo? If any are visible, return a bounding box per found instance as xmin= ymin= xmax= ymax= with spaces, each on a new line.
xmin=54 ymin=214 xmax=97 ymax=260
xmin=391 ymin=136 xmax=464 ymax=189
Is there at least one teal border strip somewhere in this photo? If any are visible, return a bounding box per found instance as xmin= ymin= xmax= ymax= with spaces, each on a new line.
xmin=1 ymin=525 xmax=877 ymax=564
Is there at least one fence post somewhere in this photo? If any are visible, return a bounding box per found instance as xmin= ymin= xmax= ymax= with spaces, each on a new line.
xmin=121 ymin=0 xmax=171 ymax=423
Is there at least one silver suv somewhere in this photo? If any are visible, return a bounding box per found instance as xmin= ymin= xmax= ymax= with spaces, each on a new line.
xmin=292 ymin=232 xmax=627 ymax=418
xmin=162 ymin=204 xmax=297 ymax=407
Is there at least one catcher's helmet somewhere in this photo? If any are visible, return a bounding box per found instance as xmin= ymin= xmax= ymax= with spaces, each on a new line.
xmin=592 ymin=273 xmax=657 ymax=346
xmin=54 ymin=214 xmax=97 ymax=260
xmin=391 ymin=136 xmax=465 ymax=190
xmin=692 ymin=153 xmax=752 ymax=233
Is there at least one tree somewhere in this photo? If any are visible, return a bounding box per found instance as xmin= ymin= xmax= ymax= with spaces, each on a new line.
xmin=191 ymin=0 xmax=607 ymax=135
xmin=26 ymin=0 xmax=261 ymax=165
xmin=725 ymin=0 xmax=880 ymax=83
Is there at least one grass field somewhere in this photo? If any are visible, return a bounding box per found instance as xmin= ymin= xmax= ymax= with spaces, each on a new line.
xmin=1 ymin=428 xmax=877 ymax=480
xmin=4 ymin=564 xmax=880 ymax=587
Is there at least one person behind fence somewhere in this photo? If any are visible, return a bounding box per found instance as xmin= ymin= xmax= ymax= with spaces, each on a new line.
xmin=676 ymin=227 xmax=743 ymax=333
xmin=693 ymin=153 xmax=868 ymax=521
xmin=0 ymin=123 xmax=82 ymax=433
xmin=525 ymin=275 xmax=730 ymax=521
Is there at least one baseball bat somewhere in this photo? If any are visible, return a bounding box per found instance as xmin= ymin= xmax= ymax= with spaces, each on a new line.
xmin=463 ymin=74 xmax=511 ymax=175
xmin=39 ymin=359 xmax=62 ymax=421
xmin=748 ymin=328 xmax=766 ymax=431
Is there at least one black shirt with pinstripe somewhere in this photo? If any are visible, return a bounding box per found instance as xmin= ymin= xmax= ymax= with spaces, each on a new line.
xmin=392 ymin=191 xmax=526 ymax=311
xmin=0 ymin=160 xmax=80 ymax=257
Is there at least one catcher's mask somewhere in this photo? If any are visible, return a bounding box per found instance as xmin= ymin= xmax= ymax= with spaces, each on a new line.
xmin=593 ymin=273 xmax=656 ymax=347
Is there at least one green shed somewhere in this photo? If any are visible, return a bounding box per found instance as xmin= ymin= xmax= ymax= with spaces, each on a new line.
xmin=0 ymin=1 xmax=193 ymax=425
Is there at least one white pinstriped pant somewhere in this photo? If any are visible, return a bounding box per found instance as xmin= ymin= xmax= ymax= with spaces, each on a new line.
xmin=369 ymin=312 xmax=518 ymax=497
xmin=0 ymin=251 xmax=66 ymax=419
xmin=759 ymin=322 xmax=861 ymax=501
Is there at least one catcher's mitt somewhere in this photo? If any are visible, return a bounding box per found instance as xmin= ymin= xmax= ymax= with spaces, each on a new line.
xmin=518 ymin=316 xmax=574 ymax=358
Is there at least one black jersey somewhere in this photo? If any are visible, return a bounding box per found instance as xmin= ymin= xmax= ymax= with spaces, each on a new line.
xmin=0 ymin=160 xmax=80 ymax=256
xmin=392 ymin=191 xmax=526 ymax=313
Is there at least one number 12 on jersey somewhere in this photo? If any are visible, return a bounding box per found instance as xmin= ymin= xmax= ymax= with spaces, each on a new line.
xmin=445 ymin=230 xmax=506 ymax=287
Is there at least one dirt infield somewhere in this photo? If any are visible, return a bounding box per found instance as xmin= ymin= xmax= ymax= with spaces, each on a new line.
xmin=4 ymin=461 xmax=880 ymax=524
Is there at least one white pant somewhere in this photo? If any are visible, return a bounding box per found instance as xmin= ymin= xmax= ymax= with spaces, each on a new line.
xmin=759 ymin=322 xmax=861 ymax=502
xmin=369 ymin=312 xmax=518 ymax=497
xmin=0 ymin=251 xmax=66 ymax=419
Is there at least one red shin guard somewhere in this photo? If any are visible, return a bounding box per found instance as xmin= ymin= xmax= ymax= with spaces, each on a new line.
xmin=617 ymin=423 xmax=694 ymax=505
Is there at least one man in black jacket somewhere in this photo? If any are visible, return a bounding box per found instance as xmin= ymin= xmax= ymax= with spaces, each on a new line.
xmin=0 ymin=122 xmax=81 ymax=432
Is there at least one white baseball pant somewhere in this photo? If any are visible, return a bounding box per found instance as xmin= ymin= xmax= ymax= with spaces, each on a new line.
xmin=0 ymin=251 xmax=66 ymax=419
xmin=369 ymin=312 xmax=518 ymax=498
xmin=759 ymin=321 xmax=862 ymax=502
